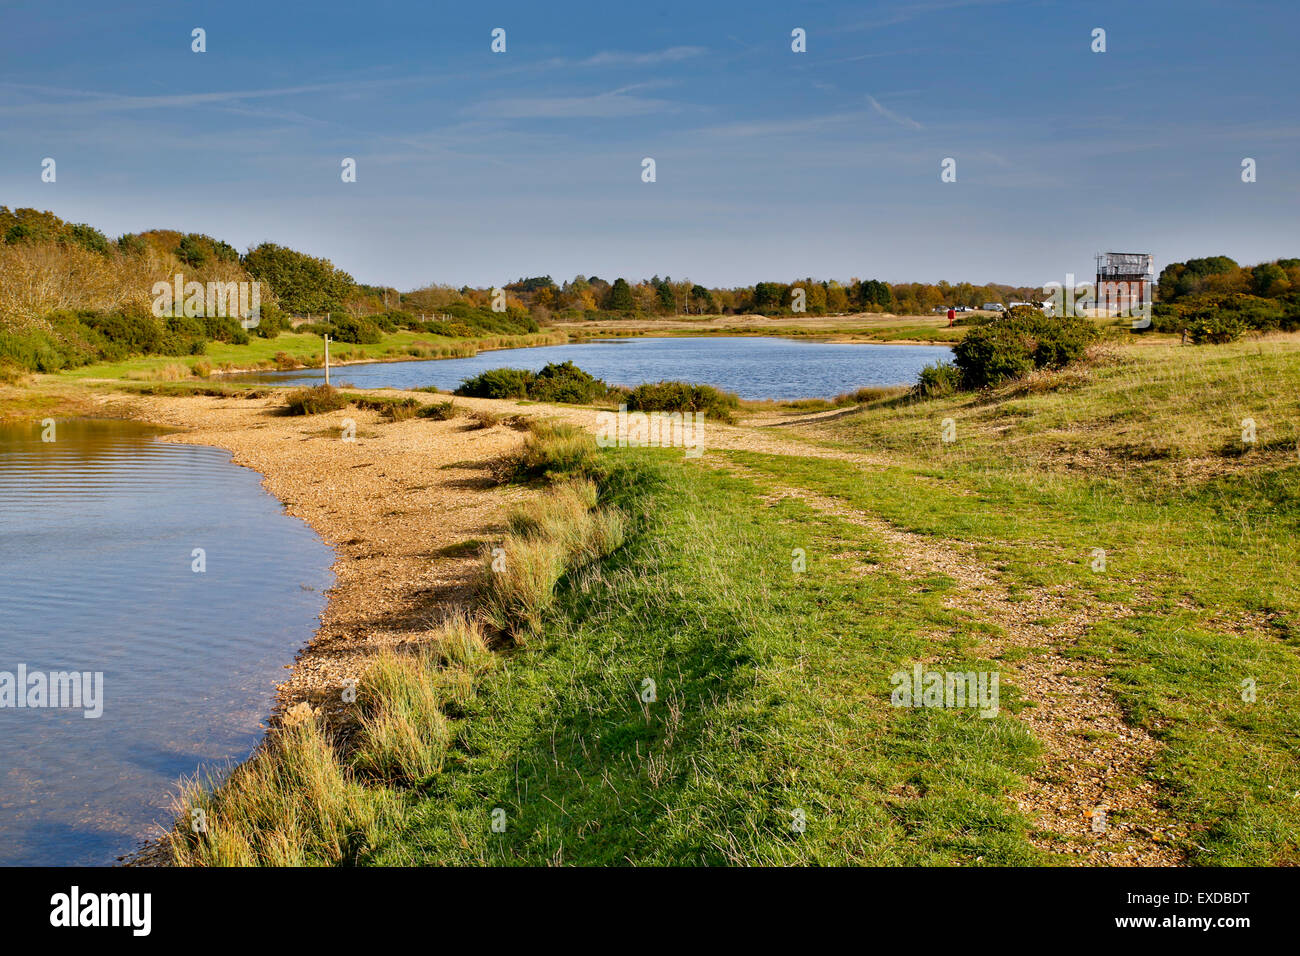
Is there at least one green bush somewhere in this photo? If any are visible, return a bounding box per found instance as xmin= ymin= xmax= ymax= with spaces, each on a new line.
xmin=81 ymin=310 xmax=164 ymax=355
xmin=527 ymin=361 xmax=606 ymax=404
xmin=328 ymin=313 xmax=381 ymax=345
xmin=201 ymin=314 xmax=249 ymax=345
xmin=455 ymin=359 xmax=609 ymax=403
xmin=455 ymin=367 xmax=533 ymax=399
xmin=915 ymin=362 xmax=960 ymax=397
xmin=952 ymin=309 xmax=1099 ymax=389
xmin=0 ymin=306 xmax=255 ymax=372
xmin=624 ymin=380 xmax=740 ymax=423
xmin=0 ymin=325 xmax=91 ymax=372
xmin=253 ymin=302 xmax=288 ymax=338
xmin=1187 ymin=312 xmax=1244 ymax=344
xmin=1152 ymin=293 xmax=1300 ymax=336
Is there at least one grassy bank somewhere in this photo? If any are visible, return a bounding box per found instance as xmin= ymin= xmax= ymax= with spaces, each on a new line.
xmin=168 ymin=421 xmax=1046 ymax=865
xmin=58 ymin=328 xmax=566 ymax=381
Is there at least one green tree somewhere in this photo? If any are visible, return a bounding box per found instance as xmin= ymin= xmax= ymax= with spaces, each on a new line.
xmin=604 ymin=277 xmax=635 ymax=312
xmin=243 ymin=243 xmax=356 ymax=314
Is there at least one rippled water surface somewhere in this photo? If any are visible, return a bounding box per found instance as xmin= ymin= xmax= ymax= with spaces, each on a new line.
xmin=237 ymin=336 xmax=953 ymax=400
xmin=0 ymin=419 xmax=333 ymax=865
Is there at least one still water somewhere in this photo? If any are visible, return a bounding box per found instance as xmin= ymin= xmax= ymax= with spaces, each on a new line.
xmin=0 ymin=419 xmax=334 ymax=865
xmin=238 ymin=336 xmax=952 ymax=400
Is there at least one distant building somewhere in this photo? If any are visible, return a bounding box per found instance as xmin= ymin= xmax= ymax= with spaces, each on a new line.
xmin=1095 ymin=252 xmax=1154 ymax=317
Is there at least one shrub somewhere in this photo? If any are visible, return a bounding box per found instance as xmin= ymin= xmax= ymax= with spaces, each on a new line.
xmin=624 ymin=380 xmax=740 ymax=423
xmin=1152 ymin=293 xmax=1300 ymax=336
xmin=253 ymin=302 xmax=288 ymax=338
xmin=456 ymin=363 xmax=611 ymax=404
xmin=80 ymin=310 xmax=164 ymax=355
xmin=0 ymin=321 xmax=97 ymax=371
xmin=1187 ymin=312 xmax=1244 ymax=344
xmin=952 ymin=309 xmax=1100 ymax=389
xmin=352 ymin=396 xmax=420 ymax=421
xmin=528 ymin=361 xmax=606 ymax=404
xmin=201 ymin=314 xmax=249 ymax=345
xmin=328 ymin=313 xmax=381 ymax=345
xmin=914 ymin=362 xmax=960 ymax=398
xmin=455 ymin=367 xmax=533 ymax=399
xmin=283 ymin=384 xmax=350 ymax=415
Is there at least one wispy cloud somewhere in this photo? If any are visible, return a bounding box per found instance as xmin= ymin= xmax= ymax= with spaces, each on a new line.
xmin=574 ymin=46 xmax=706 ymax=67
xmin=866 ymin=94 xmax=923 ymax=130
xmin=473 ymin=83 xmax=681 ymax=120
xmin=700 ymin=112 xmax=868 ymax=140
xmin=0 ymin=77 xmax=427 ymax=117
xmin=844 ymin=0 xmax=1017 ymax=32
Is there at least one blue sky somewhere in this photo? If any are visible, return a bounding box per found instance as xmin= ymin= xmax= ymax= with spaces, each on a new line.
xmin=1 ymin=0 xmax=1296 ymax=289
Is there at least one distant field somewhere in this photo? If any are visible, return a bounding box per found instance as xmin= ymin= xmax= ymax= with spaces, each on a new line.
xmin=553 ymin=310 xmax=1149 ymax=346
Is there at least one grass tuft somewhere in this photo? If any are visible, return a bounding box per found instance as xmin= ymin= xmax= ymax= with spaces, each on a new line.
xmin=283 ymin=384 xmax=350 ymax=415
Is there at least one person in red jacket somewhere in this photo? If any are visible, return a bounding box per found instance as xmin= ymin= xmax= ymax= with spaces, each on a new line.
xmin=947 ymin=307 xmax=956 ymax=327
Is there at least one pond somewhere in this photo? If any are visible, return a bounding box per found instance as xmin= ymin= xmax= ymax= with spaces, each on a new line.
xmin=237 ymin=336 xmax=952 ymax=400
xmin=0 ymin=419 xmax=334 ymax=865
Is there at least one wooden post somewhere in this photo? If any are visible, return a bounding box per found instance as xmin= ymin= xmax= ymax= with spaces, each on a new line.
xmin=324 ymin=335 xmax=331 ymax=386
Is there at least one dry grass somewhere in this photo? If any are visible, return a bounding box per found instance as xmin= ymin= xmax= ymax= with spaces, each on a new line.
xmin=283 ymin=384 xmax=350 ymax=415
xmin=511 ymin=419 xmax=600 ymax=481
xmin=123 ymin=363 xmax=195 ymax=382
xmin=468 ymin=408 xmax=503 ymax=429
xmin=483 ymin=478 xmax=626 ymax=640
xmin=351 ymin=652 xmax=452 ymax=783
xmin=170 ymin=717 xmax=390 ymax=866
xmin=418 ymin=400 xmax=459 ymax=421
xmin=168 ymin=613 xmax=496 ymax=865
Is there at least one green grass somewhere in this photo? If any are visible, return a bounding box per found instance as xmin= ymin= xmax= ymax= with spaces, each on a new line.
xmin=722 ymin=336 xmax=1300 ymax=865
xmin=169 ymin=438 xmax=1046 ymax=865
xmin=363 ymin=451 xmax=1043 ymax=865
xmin=52 ymin=329 xmax=566 ymax=382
